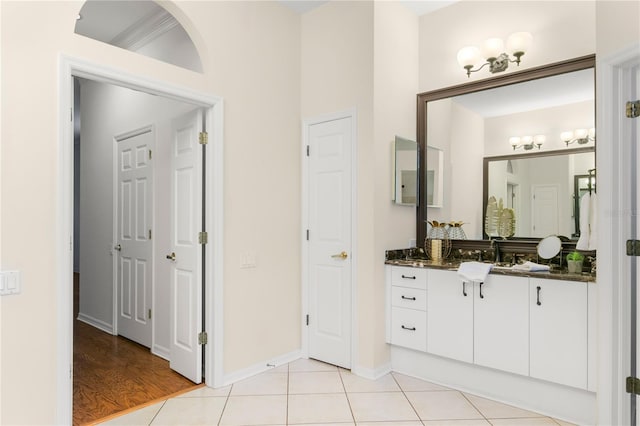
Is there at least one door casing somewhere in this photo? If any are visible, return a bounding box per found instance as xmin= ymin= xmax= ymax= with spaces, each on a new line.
xmin=57 ymin=55 xmax=224 ymax=424
xmin=301 ymin=109 xmax=358 ymax=372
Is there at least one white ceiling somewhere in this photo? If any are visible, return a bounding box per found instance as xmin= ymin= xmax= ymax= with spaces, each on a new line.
xmin=451 ymin=68 xmax=595 ymax=118
xmin=75 ymin=1 xmax=161 ymax=44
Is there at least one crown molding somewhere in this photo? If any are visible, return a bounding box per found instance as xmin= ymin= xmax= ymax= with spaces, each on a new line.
xmin=109 ymin=8 xmax=178 ymax=51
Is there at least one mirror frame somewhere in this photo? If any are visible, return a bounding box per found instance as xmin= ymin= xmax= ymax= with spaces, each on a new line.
xmin=416 ymin=54 xmax=596 ymax=245
xmin=482 ymin=146 xmax=595 ymax=238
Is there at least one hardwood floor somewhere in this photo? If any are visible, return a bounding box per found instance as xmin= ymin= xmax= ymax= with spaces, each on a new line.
xmin=73 ymin=274 xmax=198 ymax=425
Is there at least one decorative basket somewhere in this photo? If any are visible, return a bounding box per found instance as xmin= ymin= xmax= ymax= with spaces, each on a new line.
xmin=448 ymin=221 xmax=467 ymax=240
xmin=424 ymin=221 xmax=452 ymax=261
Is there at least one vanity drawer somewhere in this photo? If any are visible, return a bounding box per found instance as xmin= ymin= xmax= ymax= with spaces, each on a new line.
xmin=391 ymin=266 xmax=427 ymax=290
xmin=391 ymin=307 xmax=427 ymax=352
xmin=391 ymin=286 xmax=427 ymax=311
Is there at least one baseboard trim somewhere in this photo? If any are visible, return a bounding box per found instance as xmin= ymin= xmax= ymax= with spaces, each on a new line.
xmin=221 ymin=349 xmax=303 ymax=387
xmin=77 ymin=312 xmax=114 ymax=335
xmin=152 ymin=344 xmax=170 ymax=361
xmin=351 ymin=362 xmax=392 ymax=380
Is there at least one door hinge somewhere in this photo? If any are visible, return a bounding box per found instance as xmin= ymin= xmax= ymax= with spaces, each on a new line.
xmin=626 ymin=240 xmax=640 ymax=256
xmin=148 ymin=309 xmax=152 ymax=319
xmin=306 ymin=145 xmax=310 ymax=156
xmin=149 ymin=149 xmax=152 ymax=160
xmin=306 ymin=229 xmax=309 ymax=241
xmin=70 ymin=107 xmax=73 ymax=122
xmin=148 ymin=229 xmax=152 ymax=240
xmin=626 ymin=100 xmax=640 ymax=118
xmin=199 ymin=231 xmax=208 ymax=244
xmin=199 ymin=131 xmax=208 ymax=145
xmin=626 ymin=376 xmax=640 ymax=394
xmin=198 ymin=331 xmax=208 ymax=345
xmin=306 ymin=314 xmax=309 ymax=326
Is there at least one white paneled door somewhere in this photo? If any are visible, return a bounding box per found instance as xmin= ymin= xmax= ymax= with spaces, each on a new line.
xmin=531 ymin=184 xmax=559 ymax=237
xmin=307 ymin=115 xmax=353 ymax=369
xmin=169 ymin=109 xmax=204 ymax=383
xmin=116 ymin=127 xmax=154 ymax=348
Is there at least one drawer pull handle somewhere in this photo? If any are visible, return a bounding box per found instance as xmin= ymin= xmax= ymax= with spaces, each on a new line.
xmin=479 ymin=282 xmax=484 ymax=299
xmin=401 ymin=274 xmax=416 ymax=280
xmin=401 ymin=295 xmax=416 ymax=301
xmin=401 ymin=325 xmax=416 ymax=331
xmin=536 ymin=286 xmax=542 ymax=306
xmin=462 ymin=281 xmax=467 ymax=297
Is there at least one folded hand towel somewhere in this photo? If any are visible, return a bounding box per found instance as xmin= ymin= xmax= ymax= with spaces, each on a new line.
xmin=576 ymin=192 xmax=591 ymax=250
xmin=457 ymin=261 xmax=492 ymax=282
xmin=512 ymin=261 xmax=550 ymax=272
xmin=588 ymin=193 xmax=597 ymax=250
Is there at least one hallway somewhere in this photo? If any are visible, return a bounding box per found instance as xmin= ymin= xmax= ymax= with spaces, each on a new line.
xmin=73 ymin=275 xmax=198 ymax=425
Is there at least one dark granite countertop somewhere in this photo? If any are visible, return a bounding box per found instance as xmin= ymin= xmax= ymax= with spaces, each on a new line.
xmin=384 ymin=259 xmax=595 ymax=283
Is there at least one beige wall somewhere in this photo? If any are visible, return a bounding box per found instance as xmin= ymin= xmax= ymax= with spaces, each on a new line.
xmin=596 ymin=0 xmax=640 ymax=58
xmin=301 ymin=1 xmax=376 ymax=371
xmin=372 ymin=1 xmax=419 ymax=369
xmin=0 ymin=1 xmax=301 ymax=423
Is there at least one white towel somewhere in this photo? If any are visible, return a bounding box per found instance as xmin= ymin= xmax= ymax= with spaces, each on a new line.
xmin=457 ymin=261 xmax=492 ymax=282
xmin=576 ymin=192 xmax=590 ymax=250
xmin=588 ymin=193 xmax=597 ymax=250
xmin=512 ymin=261 xmax=551 ymax=272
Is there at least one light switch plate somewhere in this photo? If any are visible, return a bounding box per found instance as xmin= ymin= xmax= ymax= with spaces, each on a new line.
xmin=0 ymin=270 xmax=21 ymax=296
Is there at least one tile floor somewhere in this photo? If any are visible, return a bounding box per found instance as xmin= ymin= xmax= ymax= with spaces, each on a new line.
xmin=100 ymin=358 xmax=576 ymax=426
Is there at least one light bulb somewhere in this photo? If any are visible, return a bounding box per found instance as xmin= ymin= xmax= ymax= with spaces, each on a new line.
xmin=509 ymin=136 xmax=521 ymax=147
xmin=457 ymin=46 xmax=481 ymax=67
xmin=589 ymin=127 xmax=596 ymax=138
xmin=506 ymin=32 xmax=533 ymax=55
xmin=482 ymin=38 xmax=504 ymax=60
xmin=561 ymin=131 xmax=574 ymax=142
xmin=575 ymin=128 xmax=588 ymax=139
xmin=521 ymin=135 xmax=533 ymax=145
xmin=534 ymin=135 xmax=545 ymax=146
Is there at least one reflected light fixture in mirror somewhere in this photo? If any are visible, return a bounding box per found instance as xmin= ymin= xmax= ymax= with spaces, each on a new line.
xmin=457 ymin=32 xmax=533 ymax=78
xmin=562 ymin=128 xmax=595 ymax=146
xmin=509 ymin=135 xmax=545 ymax=151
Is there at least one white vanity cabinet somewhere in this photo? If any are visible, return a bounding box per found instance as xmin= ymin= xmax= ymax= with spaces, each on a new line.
xmin=426 ymin=269 xmax=473 ymax=363
xmin=389 ymin=267 xmax=427 ymax=352
xmin=529 ymin=277 xmax=588 ymax=389
xmin=473 ymin=274 xmax=529 ymax=376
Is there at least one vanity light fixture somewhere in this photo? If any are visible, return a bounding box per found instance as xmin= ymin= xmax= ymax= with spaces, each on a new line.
xmin=561 ymin=128 xmax=595 ymax=146
xmin=457 ymin=32 xmax=533 ymax=78
xmin=509 ymin=135 xmax=545 ymax=151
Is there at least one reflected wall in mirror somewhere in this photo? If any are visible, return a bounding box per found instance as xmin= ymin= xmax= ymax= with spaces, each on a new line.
xmin=484 ymin=147 xmax=594 ymax=239
xmin=426 ymin=146 xmax=443 ymax=207
xmin=417 ymin=55 xmax=595 ymax=244
xmin=392 ymin=136 xmax=418 ymax=205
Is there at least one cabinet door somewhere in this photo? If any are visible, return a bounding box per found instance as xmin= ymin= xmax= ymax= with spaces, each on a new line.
xmin=474 ymin=274 xmax=529 ymax=376
xmin=427 ymin=269 xmax=473 ymax=363
xmin=530 ymin=278 xmax=587 ymax=389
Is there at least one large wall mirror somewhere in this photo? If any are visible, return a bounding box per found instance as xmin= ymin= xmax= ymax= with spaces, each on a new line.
xmin=416 ymin=55 xmax=595 ymax=244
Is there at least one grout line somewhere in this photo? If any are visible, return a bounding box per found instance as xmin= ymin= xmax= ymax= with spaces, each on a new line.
xmin=390 ymin=371 xmax=422 ymax=422
xmin=217 ymin=384 xmax=232 ymax=426
xmin=460 ymin=392 xmax=490 ymax=423
xmin=147 ymin=399 xmax=167 ymax=426
xmin=286 ymin=362 xmax=290 ymax=425
xmin=338 ymin=367 xmax=357 ymax=424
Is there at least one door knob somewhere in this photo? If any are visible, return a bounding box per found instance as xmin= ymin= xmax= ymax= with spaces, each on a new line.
xmin=166 ymin=252 xmax=176 ymax=261
xmin=114 ymin=244 xmax=122 ymax=252
xmin=331 ymin=251 xmax=348 ymax=260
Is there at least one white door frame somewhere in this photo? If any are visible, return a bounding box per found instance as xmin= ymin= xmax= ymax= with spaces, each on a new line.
xmin=596 ymin=42 xmax=640 ymax=426
xmin=301 ymin=109 xmax=358 ymax=370
xmin=56 ymin=55 xmax=225 ymax=424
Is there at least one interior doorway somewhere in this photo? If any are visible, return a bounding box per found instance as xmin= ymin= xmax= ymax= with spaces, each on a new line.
xmin=72 ymin=77 xmax=209 ymax=423
xmin=57 ymin=56 xmax=224 ymax=425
